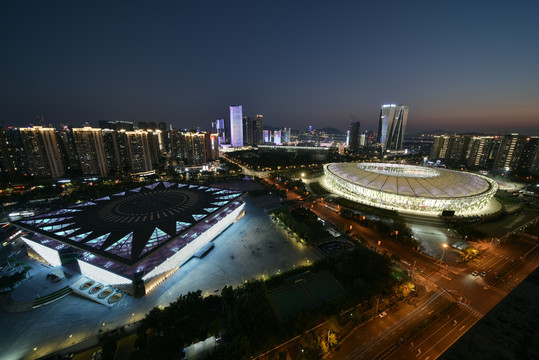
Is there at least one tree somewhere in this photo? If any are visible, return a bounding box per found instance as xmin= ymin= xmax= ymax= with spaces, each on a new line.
xmin=328 ymin=332 xmax=338 ymax=348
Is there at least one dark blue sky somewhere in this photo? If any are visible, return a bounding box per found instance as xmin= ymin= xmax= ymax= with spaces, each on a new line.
xmin=2 ymin=0 xmax=538 ymax=134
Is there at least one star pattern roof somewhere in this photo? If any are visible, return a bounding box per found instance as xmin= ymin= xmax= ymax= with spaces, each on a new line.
xmin=15 ymin=182 xmax=243 ymax=266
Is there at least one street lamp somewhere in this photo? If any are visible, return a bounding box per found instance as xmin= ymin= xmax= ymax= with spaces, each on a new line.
xmin=440 ymin=243 xmax=448 ymax=263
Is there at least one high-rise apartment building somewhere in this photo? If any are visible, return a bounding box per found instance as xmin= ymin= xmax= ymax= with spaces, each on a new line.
xmin=348 ymin=120 xmax=361 ymax=151
xmin=430 ymin=135 xmax=452 ymax=160
xmin=493 ymin=133 xmax=527 ymax=170
xmin=57 ymin=127 xmax=80 ymax=174
xmin=448 ymin=136 xmax=472 ymax=163
xmin=99 ymin=120 xmax=134 ymax=131
xmin=72 ymin=127 xmax=108 ymax=176
xmin=517 ymin=137 xmax=539 ymax=175
xmin=19 ymin=126 xmax=64 ymax=178
xmin=467 ymin=136 xmax=495 ymax=168
xmin=0 ymin=128 xmax=20 ymax=183
xmin=170 ymin=130 xmax=217 ymax=166
xmin=229 ymin=105 xmax=243 ymax=147
xmin=125 ymin=130 xmax=153 ymax=173
xmin=377 ymin=104 xmax=409 ymax=151
xmin=101 ymin=129 xmax=124 ymax=173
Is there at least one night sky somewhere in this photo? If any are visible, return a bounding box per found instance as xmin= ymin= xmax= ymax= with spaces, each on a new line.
xmin=2 ymin=0 xmax=538 ymax=135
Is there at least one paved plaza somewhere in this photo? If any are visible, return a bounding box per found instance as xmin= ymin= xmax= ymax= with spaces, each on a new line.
xmin=0 ymin=180 xmax=320 ymax=360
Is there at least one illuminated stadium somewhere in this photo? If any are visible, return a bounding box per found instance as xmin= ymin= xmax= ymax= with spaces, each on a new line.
xmin=14 ymin=182 xmax=244 ymax=295
xmin=323 ymin=163 xmax=498 ymax=216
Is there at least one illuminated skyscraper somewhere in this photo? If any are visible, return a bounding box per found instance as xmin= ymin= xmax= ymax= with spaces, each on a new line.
xmin=282 ymin=127 xmax=291 ymax=143
xmin=211 ymin=119 xmax=226 ymax=145
xmin=348 ymin=120 xmax=360 ymax=151
xmin=273 ymin=130 xmax=282 ymax=145
xmin=230 ymin=105 xmax=243 ymax=147
xmin=377 ymin=104 xmax=409 ymax=151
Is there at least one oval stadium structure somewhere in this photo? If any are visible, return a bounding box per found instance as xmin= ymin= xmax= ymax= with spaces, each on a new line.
xmin=323 ymin=163 xmax=498 ymax=216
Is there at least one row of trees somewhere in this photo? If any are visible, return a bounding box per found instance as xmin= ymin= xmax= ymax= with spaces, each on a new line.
xmin=272 ymin=207 xmax=326 ymax=243
xmin=131 ymin=247 xmax=395 ymax=360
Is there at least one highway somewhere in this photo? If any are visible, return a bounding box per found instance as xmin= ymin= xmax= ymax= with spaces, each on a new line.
xmin=295 ymin=197 xmax=538 ymax=360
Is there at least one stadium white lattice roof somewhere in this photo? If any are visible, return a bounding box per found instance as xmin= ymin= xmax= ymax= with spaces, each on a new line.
xmin=325 ymin=163 xmax=492 ymax=199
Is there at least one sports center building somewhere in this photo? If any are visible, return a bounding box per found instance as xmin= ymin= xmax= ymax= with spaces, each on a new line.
xmin=14 ymin=182 xmax=244 ymax=296
xmin=323 ymin=163 xmax=498 ymax=216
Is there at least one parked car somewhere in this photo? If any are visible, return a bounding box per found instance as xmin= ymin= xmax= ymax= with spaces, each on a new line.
xmin=471 ymin=271 xmax=479 ymax=276
xmin=481 ymin=271 xmax=487 ymax=277
xmin=379 ymin=312 xmax=387 ymax=318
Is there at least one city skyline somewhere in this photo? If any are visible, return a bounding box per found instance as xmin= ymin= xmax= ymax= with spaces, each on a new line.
xmin=1 ymin=1 xmax=538 ymax=135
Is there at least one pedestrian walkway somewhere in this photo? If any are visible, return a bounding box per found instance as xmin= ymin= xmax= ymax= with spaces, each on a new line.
xmin=441 ymin=290 xmax=483 ymax=319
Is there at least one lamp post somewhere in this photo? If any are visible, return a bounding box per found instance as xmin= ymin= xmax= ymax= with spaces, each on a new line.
xmin=440 ymin=243 xmax=448 ymax=264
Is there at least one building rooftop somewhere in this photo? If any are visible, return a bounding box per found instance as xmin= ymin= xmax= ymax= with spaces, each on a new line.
xmin=15 ymin=182 xmax=243 ymax=269
xmin=325 ymin=163 xmax=495 ymax=199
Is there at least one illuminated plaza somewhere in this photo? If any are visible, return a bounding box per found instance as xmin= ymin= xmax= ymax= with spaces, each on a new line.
xmin=323 ymin=163 xmax=499 ymax=216
xmin=14 ymin=182 xmax=244 ymax=296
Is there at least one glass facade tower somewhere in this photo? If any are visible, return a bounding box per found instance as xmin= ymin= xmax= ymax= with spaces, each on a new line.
xmin=376 ymin=104 xmax=409 ymax=152
xmin=230 ymin=105 xmax=243 ymax=147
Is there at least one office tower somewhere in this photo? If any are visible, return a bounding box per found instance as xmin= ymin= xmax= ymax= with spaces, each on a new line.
xmin=493 ymin=133 xmax=527 ymax=170
xmin=263 ymin=130 xmax=270 ymax=143
xmin=359 ymin=133 xmax=366 ymax=146
xmin=254 ymin=115 xmax=264 ymax=145
xmin=367 ymin=131 xmax=374 ymax=146
xmin=348 ymin=120 xmax=361 ymax=151
xmin=282 ymin=127 xmax=291 ymax=144
xmin=273 ymin=130 xmax=282 ymax=145
xmin=243 ymin=116 xmax=252 ymax=146
xmin=72 ymin=127 xmax=108 ymax=176
xmin=211 ymin=119 xmax=226 ymax=146
xmin=467 ymin=136 xmax=495 ymax=168
xmin=19 ymin=126 xmax=64 ymax=178
xmin=208 ymin=133 xmax=219 ymax=160
xmin=230 ymin=105 xmax=243 ymax=147
xmin=241 ymin=115 xmax=264 ymax=146
xmin=377 ymin=104 xmax=409 ymax=151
